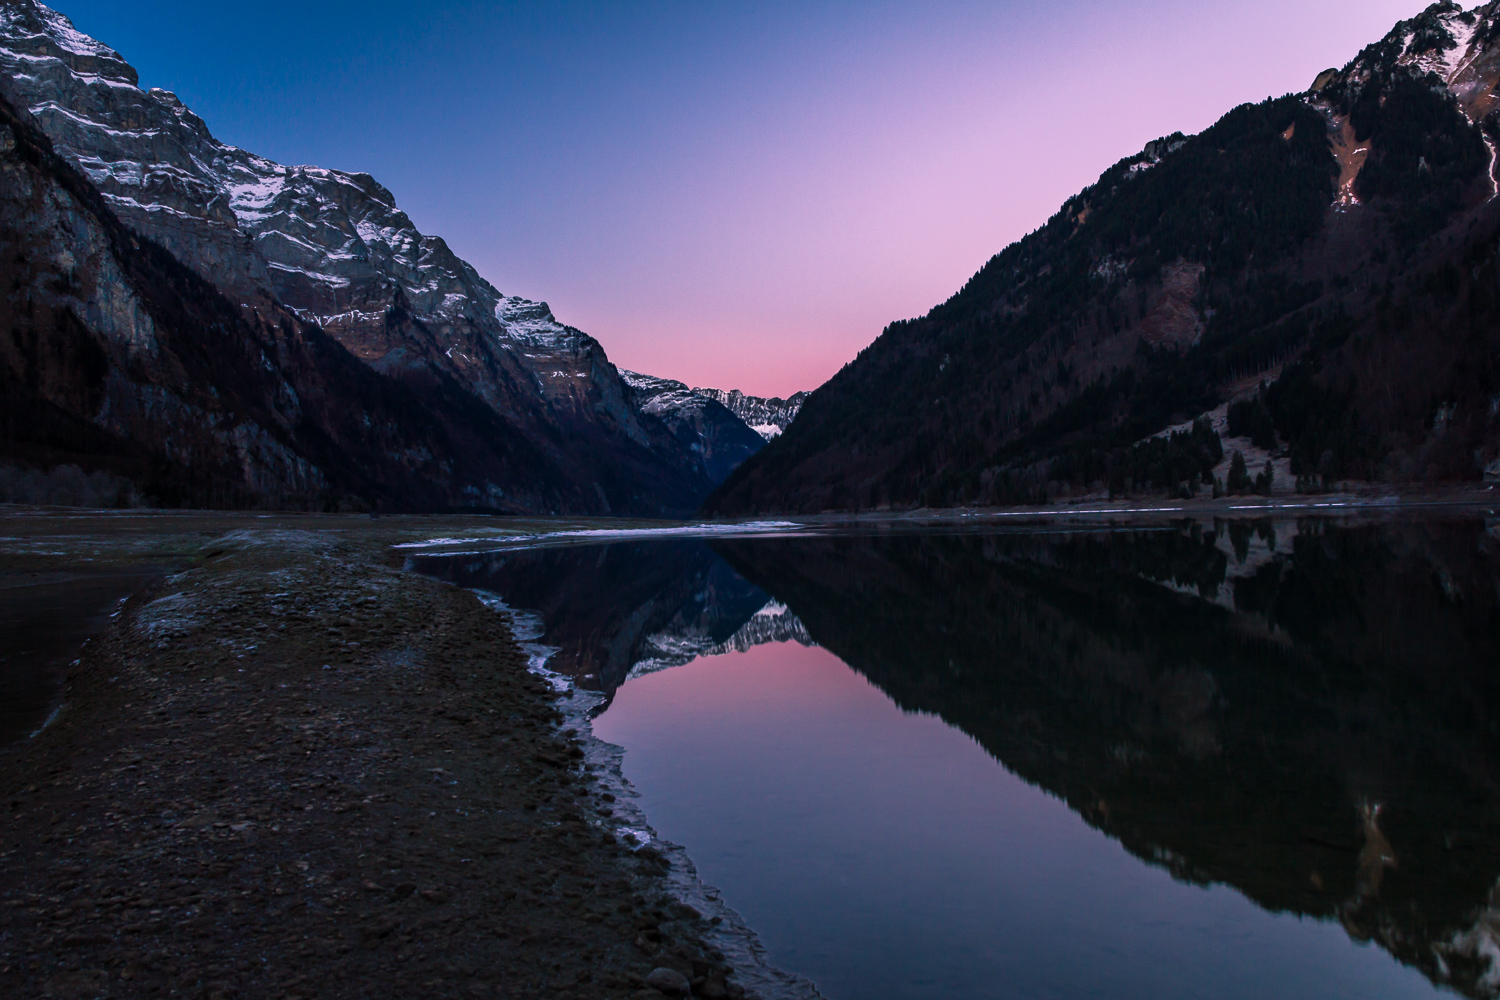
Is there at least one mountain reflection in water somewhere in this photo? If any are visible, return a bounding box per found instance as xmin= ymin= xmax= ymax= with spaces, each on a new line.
xmin=414 ymin=515 xmax=1500 ymax=998
xmin=415 ymin=541 xmax=813 ymax=694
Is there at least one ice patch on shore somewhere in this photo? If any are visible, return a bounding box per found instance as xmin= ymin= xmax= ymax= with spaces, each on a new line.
xmin=28 ymin=702 xmax=64 ymax=738
xmin=393 ymin=520 xmax=806 ymax=552
xmin=134 ymin=590 xmax=197 ymax=639
xmin=471 ymin=590 xmax=566 ymax=688
xmin=617 ymin=826 xmax=653 ymax=849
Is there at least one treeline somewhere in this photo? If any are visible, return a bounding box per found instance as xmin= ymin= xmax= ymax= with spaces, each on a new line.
xmin=0 ymin=463 xmax=143 ymax=508
xmin=1050 ymin=417 xmax=1222 ymax=497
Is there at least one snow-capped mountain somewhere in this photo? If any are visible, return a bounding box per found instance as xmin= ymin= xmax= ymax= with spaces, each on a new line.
xmin=618 ymin=371 xmax=768 ymax=483
xmin=0 ymin=1 xmax=715 ymax=513
xmin=1312 ymin=0 xmax=1500 ymax=206
xmin=692 ymin=387 xmax=809 ymax=440
xmin=0 ymin=86 xmax=573 ymax=510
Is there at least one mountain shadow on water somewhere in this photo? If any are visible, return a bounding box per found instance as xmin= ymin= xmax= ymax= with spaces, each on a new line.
xmin=411 ymin=541 xmax=773 ymax=695
xmin=713 ymin=519 xmax=1500 ymax=999
xmin=411 ymin=517 xmax=1500 ymax=996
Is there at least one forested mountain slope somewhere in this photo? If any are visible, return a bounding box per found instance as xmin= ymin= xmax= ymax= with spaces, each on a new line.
xmin=710 ymin=1 xmax=1500 ymax=514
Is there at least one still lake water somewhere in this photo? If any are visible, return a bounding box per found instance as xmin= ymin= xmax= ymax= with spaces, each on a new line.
xmin=414 ymin=513 xmax=1500 ymax=1000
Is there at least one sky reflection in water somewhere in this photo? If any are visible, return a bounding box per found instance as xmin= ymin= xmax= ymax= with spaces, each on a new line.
xmin=596 ymin=641 xmax=1432 ymax=1000
xmin=414 ymin=515 xmax=1500 ymax=1000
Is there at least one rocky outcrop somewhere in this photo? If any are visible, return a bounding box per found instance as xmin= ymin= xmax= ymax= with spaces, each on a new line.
xmin=0 ymin=0 xmax=713 ymax=514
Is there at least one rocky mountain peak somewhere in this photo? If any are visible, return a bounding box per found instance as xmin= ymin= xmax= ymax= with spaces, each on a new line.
xmin=1306 ymin=1 xmax=1500 ymax=210
xmin=617 ymin=370 xmax=769 ymax=483
xmin=692 ymin=387 xmax=809 ymax=440
xmin=495 ymin=297 xmax=585 ymax=351
xmin=0 ymin=4 xmax=633 ymax=389
xmin=1321 ymin=1 xmax=1496 ymax=98
xmin=0 ymin=1 xmax=134 ymax=86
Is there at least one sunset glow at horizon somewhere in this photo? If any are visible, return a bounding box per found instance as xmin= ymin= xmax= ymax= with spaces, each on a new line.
xmin=61 ymin=0 xmax=1427 ymax=398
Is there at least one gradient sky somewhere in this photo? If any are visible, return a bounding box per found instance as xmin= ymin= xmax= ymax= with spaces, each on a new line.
xmin=57 ymin=0 xmax=1425 ymax=397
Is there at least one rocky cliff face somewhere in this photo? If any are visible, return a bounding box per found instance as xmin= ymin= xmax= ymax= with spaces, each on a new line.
xmin=0 ymin=0 xmax=714 ymax=514
xmin=710 ymin=0 xmax=1500 ymax=514
xmin=618 ymin=371 xmax=767 ymax=484
xmin=0 ymin=91 xmax=579 ymax=510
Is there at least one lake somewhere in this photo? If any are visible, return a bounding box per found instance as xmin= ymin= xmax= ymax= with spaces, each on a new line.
xmin=412 ymin=511 xmax=1500 ymax=1000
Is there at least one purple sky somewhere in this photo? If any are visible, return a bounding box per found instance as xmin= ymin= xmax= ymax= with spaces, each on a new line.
xmin=61 ymin=0 xmax=1424 ymax=397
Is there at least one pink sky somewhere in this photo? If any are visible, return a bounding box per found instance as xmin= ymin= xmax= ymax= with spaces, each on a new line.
xmin=69 ymin=0 xmax=1429 ymax=399
xmin=466 ymin=0 xmax=1424 ymax=397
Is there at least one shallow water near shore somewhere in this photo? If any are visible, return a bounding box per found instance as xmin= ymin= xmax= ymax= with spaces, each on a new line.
xmin=0 ymin=566 xmax=168 ymax=746
xmin=413 ymin=509 xmax=1500 ymax=1000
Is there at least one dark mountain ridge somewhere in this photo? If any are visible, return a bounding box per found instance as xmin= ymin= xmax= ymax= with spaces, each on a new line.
xmin=709 ymin=1 xmax=1500 ymax=514
xmin=617 ymin=371 xmax=769 ymax=484
xmin=0 ymin=0 xmax=718 ymax=514
xmin=0 ymin=92 xmax=581 ymax=510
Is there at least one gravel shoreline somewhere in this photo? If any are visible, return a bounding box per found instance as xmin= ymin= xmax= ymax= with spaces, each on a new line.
xmin=483 ymin=592 xmax=821 ymax=1000
xmin=0 ymin=521 xmax=771 ymax=1000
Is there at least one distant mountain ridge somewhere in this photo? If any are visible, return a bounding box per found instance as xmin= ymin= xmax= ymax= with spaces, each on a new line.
xmin=691 ymin=387 xmax=809 ymax=440
xmin=617 ymin=371 xmax=768 ymax=484
xmin=0 ymin=0 xmax=718 ymax=513
xmin=710 ymin=0 xmax=1500 ymax=514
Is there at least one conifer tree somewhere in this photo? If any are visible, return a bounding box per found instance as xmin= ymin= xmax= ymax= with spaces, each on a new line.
xmin=1254 ymin=459 xmax=1275 ymax=495
xmin=1228 ymin=451 xmax=1250 ymax=494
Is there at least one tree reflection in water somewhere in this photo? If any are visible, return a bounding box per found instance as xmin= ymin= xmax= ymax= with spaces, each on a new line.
xmin=416 ymin=514 xmax=1500 ymax=998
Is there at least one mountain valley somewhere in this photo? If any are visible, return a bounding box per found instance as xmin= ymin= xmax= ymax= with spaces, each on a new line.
xmin=4 ymin=1 xmax=1498 ymax=517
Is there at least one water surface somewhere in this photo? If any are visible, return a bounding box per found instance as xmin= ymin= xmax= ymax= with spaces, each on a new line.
xmin=0 ymin=567 xmax=164 ymax=745
xmin=415 ymin=513 xmax=1500 ymax=999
